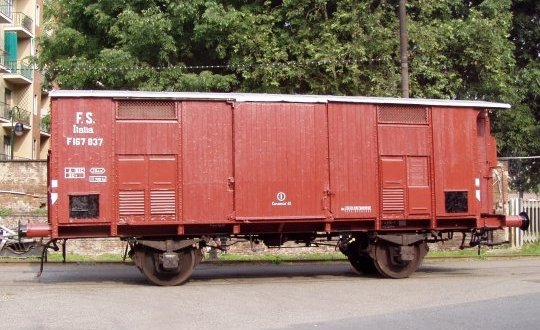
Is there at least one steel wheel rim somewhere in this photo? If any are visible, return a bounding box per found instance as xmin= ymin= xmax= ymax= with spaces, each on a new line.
xmin=141 ymin=248 xmax=196 ymax=286
xmin=373 ymin=242 xmax=421 ymax=279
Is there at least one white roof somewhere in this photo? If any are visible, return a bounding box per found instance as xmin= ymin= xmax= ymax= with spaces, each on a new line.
xmin=49 ymin=90 xmax=511 ymax=109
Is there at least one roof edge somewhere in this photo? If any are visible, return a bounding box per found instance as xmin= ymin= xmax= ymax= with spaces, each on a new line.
xmin=49 ymin=90 xmax=511 ymax=109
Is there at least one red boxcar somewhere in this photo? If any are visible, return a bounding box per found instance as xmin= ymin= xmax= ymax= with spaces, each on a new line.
xmin=22 ymin=91 xmax=529 ymax=285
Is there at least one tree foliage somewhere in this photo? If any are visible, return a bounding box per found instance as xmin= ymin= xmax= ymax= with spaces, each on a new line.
xmin=493 ymin=0 xmax=540 ymax=193
xmin=39 ymin=0 xmax=540 ymax=190
xmin=40 ymin=0 xmax=517 ymax=97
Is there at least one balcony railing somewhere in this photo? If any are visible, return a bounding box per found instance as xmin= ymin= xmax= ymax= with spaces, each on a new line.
xmin=0 ymin=154 xmax=32 ymax=161
xmin=5 ymin=60 xmax=33 ymax=80
xmin=0 ymin=50 xmax=6 ymax=68
xmin=0 ymin=1 xmax=13 ymax=20
xmin=0 ymin=103 xmax=31 ymax=125
xmin=11 ymin=12 xmax=33 ymax=34
xmin=0 ymin=101 xmax=9 ymax=120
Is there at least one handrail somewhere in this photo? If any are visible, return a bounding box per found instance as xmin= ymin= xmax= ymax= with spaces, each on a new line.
xmin=11 ymin=12 xmax=33 ymax=34
xmin=0 ymin=1 xmax=13 ymax=20
xmin=0 ymin=104 xmax=31 ymax=125
xmin=5 ymin=60 xmax=33 ymax=80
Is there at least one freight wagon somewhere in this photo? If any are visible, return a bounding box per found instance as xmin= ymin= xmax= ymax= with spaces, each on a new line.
xmin=21 ymin=91 xmax=529 ymax=285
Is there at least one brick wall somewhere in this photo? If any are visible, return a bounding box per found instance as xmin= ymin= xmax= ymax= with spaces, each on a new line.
xmin=0 ymin=161 xmax=47 ymax=214
xmin=0 ymin=161 xmax=124 ymax=255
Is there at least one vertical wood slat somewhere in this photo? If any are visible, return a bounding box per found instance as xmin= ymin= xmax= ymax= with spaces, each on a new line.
xmin=508 ymin=198 xmax=539 ymax=248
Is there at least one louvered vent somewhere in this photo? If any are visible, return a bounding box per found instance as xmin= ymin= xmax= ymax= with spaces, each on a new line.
xmin=382 ymin=188 xmax=405 ymax=213
xmin=150 ymin=190 xmax=176 ymax=215
xmin=119 ymin=190 xmax=145 ymax=216
xmin=117 ymin=101 xmax=176 ymax=119
xmin=378 ymin=105 xmax=428 ymax=124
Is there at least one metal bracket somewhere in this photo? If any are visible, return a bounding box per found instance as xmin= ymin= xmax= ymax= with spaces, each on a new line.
xmin=376 ymin=233 xmax=426 ymax=246
xmin=136 ymin=239 xmax=199 ymax=252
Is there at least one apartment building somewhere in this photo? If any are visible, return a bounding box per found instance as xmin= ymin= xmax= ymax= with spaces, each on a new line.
xmin=0 ymin=0 xmax=48 ymax=160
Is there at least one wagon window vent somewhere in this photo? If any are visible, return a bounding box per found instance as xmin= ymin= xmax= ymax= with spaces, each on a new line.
xmin=69 ymin=194 xmax=100 ymax=219
xmin=378 ymin=105 xmax=429 ymax=125
xmin=445 ymin=191 xmax=468 ymax=213
xmin=117 ymin=100 xmax=176 ymax=120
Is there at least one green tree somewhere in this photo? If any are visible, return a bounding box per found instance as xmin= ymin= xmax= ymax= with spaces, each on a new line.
xmin=39 ymin=0 xmax=237 ymax=91
xmin=40 ymin=0 xmax=521 ymax=98
xmin=39 ymin=0 xmax=539 ymax=190
xmin=194 ymin=0 xmax=402 ymax=94
xmin=408 ymin=0 xmax=516 ymax=101
xmin=492 ymin=0 xmax=540 ymax=193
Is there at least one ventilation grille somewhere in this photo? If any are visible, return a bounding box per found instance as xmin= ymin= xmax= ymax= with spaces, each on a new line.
xmin=445 ymin=191 xmax=468 ymax=213
xmin=117 ymin=101 xmax=176 ymax=119
xmin=382 ymin=188 xmax=405 ymax=213
xmin=119 ymin=191 xmax=145 ymax=216
xmin=378 ymin=105 xmax=428 ymax=124
xmin=70 ymin=194 xmax=99 ymax=219
xmin=150 ymin=190 xmax=176 ymax=215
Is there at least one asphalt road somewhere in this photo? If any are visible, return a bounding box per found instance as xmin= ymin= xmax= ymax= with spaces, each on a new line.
xmin=1 ymin=258 xmax=539 ymax=330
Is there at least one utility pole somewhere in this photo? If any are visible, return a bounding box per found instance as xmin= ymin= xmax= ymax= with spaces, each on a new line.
xmin=399 ymin=0 xmax=409 ymax=98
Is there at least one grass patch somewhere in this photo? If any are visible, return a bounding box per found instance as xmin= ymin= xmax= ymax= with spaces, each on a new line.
xmin=427 ymin=242 xmax=540 ymax=258
xmin=46 ymin=252 xmax=126 ymax=262
xmin=2 ymin=243 xmax=539 ymax=263
xmin=0 ymin=251 xmax=348 ymax=263
xmin=216 ymin=252 xmax=347 ymax=263
xmin=427 ymin=249 xmax=484 ymax=258
xmin=31 ymin=208 xmax=48 ymax=216
xmin=520 ymin=241 xmax=540 ymax=255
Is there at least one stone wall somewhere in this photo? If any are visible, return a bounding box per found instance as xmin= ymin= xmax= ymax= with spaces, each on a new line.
xmin=0 ymin=161 xmax=47 ymax=214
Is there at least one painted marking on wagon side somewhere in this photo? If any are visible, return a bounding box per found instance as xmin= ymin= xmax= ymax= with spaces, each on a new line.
xmin=51 ymin=193 xmax=58 ymax=205
xmin=72 ymin=125 xmax=94 ymax=134
xmin=89 ymin=176 xmax=107 ymax=183
xmin=66 ymin=111 xmax=103 ymax=146
xmin=272 ymin=192 xmax=292 ymax=206
xmin=75 ymin=111 xmax=94 ymax=125
xmin=90 ymin=167 xmax=106 ymax=175
xmin=341 ymin=205 xmax=372 ymax=213
xmin=66 ymin=137 xmax=104 ymax=146
xmin=64 ymin=167 xmax=85 ymax=179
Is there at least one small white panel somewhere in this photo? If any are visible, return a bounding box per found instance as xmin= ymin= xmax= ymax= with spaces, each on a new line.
xmin=51 ymin=193 xmax=58 ymax=205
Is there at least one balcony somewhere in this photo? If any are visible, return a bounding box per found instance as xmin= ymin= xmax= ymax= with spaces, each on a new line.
xmin=0 ymin=1 xmax=12 ymax=24
xmin=0 ymin=154 xmax=32 ymax=161
xmin=3 ymin=59 xmax=33 ymax=84
xmin=0 ymin=50 xmax=8 ymax=73
xmin=0 ymin=101 xmax=9 ymax=124
xmin=0 ymin=103 xmax=31 ymax=125
xmin=4 ymin=12 xmax=33 ymax=38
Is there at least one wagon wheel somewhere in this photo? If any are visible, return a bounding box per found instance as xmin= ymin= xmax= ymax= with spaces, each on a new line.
xmin=347 ymin=254 xmax=378 ymax=275
xmin=372 ymin=242 xmax=426 ymax=279
xmin=138 ymin=247 xmax=196 ymax=286
xmin=344 ymin=238 xmax=377 ymax=275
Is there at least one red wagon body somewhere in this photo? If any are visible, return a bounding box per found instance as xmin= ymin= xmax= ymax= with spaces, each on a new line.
xmin=22 ymin=91 xmax=528 ymax=285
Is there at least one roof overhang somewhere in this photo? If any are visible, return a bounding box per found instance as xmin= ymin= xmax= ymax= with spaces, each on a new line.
xmin=49 ymin=90 xmax=511 ymax=110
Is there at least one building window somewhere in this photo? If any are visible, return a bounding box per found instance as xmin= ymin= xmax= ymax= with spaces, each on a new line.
xmin=35 ymin=5 xmax=40 ymax=27
xmin=3 ymin=135 xmax=11 ymax=159
xmin=32 ymin=138 xmax=36 ymax=159
xmin=33 ymin=94 xmax=37 ymax=115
